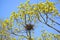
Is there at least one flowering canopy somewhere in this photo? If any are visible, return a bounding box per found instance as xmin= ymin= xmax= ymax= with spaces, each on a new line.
xmin=0 ymin=0 xmax=60 ymax=40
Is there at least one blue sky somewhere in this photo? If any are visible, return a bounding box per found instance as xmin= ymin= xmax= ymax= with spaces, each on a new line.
xmin=0 ymin=0 xmax=60 ymax=39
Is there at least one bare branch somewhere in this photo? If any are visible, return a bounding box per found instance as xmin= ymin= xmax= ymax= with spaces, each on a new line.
xmin=48 ymin=17 xmax=60 ymax=25
xmin=45 ymin=14 xmax=48 ymax=24
xmin=28 ymin=31 xmax=31 ymax=40
xmin=11 ymin=32 xmax=28 ymax=39
xmin=38 ymin=18 xmax=60 ymax=33
xmin=45 ymin=23 xmax=60 ymax=33
xmin=39 ymin=13 xmax=45 ymax=22
xmin=25 ymin=14 xmax=26 ymax=25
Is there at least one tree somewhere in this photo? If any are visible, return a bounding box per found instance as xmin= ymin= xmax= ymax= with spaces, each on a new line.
xmin=0 ymin=0 xmax=60 ymax=40
xmin=0 ymin=19 xmax=12 ymax=40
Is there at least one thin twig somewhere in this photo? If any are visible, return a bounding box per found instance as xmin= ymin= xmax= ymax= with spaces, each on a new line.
xmin=29 ymin=31 xmax=31 ymax=40
xmin=45 ymin=14 xmax=48 ymax=24
xmin=45 ymin=23 xmax=60 ymax=33
xmin=25 ymin=14 xmax=26 ymax=25
xmin=28 ymin=15 xmax=31 ymax=23
xmin=25 ymin=14 xmax=29 ymax=37
xmin=39 ymin=13 xmax=45 ymax=22
xmin=38 ymin=17 xmax=60 ymax=33
xmin=48 ymin=17 xmax=60 ymax=25
xmin=11 ymin=32 xmax=28 ymax=39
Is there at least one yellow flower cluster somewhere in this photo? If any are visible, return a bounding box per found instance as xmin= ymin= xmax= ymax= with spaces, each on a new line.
xmin=38 ymin=38 xmax=42 ymax=40
xmin=2 ymin=19 xmax=13 ymax=30
xmin=54 ymin=34 xmax=60 ymax=39
xmin=0 ymin=30 xmax=7 ymax=36
xmin=1 ymin=0 xmax=59 ymax=32
xmin=4 ymin=19 xmax=9 ymax=24
xmin=2 ymin=22 xmax=7 ymax=28
xmin=38 ymin=1 xmax=56 ymax=13
xmin=11 ymin=12 xmax=18 ymax=19
xmin=1 ymin=19 xmax=10 ymax=31
xmin=42 ymin=33 xmax=47 ymax=37
xmin=11 ymin=38 xmax=16 ymax=40
xmin=17 ymin=0 xmax=59 ymax=20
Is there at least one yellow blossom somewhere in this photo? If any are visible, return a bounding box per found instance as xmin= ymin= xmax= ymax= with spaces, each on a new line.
xmin=47 ymin=2 xmax=54 ymax=6
xmin=54 ymin=34 xmax=60 ymax=39
xmin=10 ymin=15 xmax=13 ymax=20
xmin=31 ymin=38 xmax=34 ymax=40
xmin=58 ymin=14 xmax=60 ymax=16
xmin=53 ymin=9 xmax=58 ymax=16
xmin=15 ymin=28 xmax=20 ymax=32
xmin=27 ymin=11 xmax=34 ymax=16
xmin=1 ymin=30 xmax=6 ymax=35
xmin=33 ymin=7 xmax=38 ymax=11
xmin=4 ymin=19 xmax=9 ymax=24
xmin=49 ymin=7 xmax=53 ymax=13
xmin=14 ymin=14 xmax=18 ymax=19
xmin=11 ymin=38 xmax=16 ymax=40
xmin=38 ymin=38 xmax=42 ymax=40
xmin=39 ymin=3 xmax=45 ymax=8
xmin=44 ymin=6 xmax=49 ymax=13
xmin=11 ymin=12 xmax=18 ymax=19
xmin=2 ymin=22 xmax=7 ymax=28
xmin=42 ymin=33 xmax=47 ymax=37
xmin=45 ymin=38 xmax=49 ymax=40
xmin=49 ymin=37 xmax=52 ymax=40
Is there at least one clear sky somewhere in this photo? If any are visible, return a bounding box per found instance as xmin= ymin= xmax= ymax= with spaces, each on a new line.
xmin=0 ymin=0 xmax=60 ymax=39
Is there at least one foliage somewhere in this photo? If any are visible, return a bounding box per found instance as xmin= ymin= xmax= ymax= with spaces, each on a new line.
xmin=0 ymin=0 xmax=60 ymax=40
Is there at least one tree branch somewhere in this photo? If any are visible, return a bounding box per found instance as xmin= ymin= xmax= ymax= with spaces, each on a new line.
xmin=25 ymin=14 xmax=26 ymax=25
xmin=28 ymin=31 xmax=31 ymax=40
xmin=45 ymin=23 xmax=60 ymax=33
xmin=48 ymin=17 xmax=60 ymax=25
xmin=11 ymin=32 xmax=28 ymax=39
xmin=38 ymin=17 xmax=60 ymax=33
xmin=39 ymin=13 xmax=45 ymax=22
xmin=45 ymin=14 xmax=48 ymax=24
